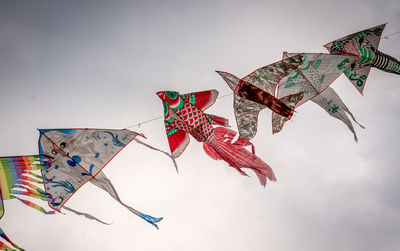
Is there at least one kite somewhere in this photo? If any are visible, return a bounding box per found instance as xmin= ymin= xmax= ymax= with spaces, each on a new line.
xmin=157 ymin=89 xmax=276 ymax=186
xmin=38 ymin=128 xmax=163 ymax=229
xmin=0 ymin=129 xmax=175 ymax=249
xmin=324 ymin=23 xmax=400 ymax=94
xmin=216 ymin=54 xmax=305 ymax=140
xmin=0 ymin=155 xmax=53 ymax=251
xmin=273 ymin=52 xmax=364 ymax=141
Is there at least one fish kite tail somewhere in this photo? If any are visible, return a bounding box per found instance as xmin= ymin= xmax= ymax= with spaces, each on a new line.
xmin=373 ymin=50 xmax=400 ymax=75
xmin=203 ymin=127 xmax=276 ymax=186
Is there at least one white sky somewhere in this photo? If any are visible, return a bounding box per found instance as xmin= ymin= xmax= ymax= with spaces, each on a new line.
xmin=0 ymin=0 xmax=399 ymax=250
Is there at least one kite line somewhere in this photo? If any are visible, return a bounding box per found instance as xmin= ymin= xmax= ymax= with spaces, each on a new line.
xmin=383 ymin=30 xmax=400 ymax=39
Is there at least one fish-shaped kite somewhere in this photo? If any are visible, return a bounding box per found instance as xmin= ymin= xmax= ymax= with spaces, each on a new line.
xmin=273 ymin=52 xmax=364 ymax=141
xmin=157 ymin=90 xmax=276 ymax=186
xmin=324 ymin=23 xmax=400 ymax=94
xmin=38 ymin=128 xmax=163 ymax=229
xmin=216 ymin=54 xmax=305 ymax=140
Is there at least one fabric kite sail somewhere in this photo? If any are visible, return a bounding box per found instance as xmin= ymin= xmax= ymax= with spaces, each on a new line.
xmin=0 ymin=155 xmax=53 ymax=251
xmin=216 ymin=54 xmax=305 ymax=140
xmin=324 ymin=23 xmax=400 ymax=94
xmin=38 ymin=128 xmax=163 ymax=229
xmin=273 ymin=52 xmax=363 ymax=141
xmin=157 ymin=90 xmax=276 ymax=186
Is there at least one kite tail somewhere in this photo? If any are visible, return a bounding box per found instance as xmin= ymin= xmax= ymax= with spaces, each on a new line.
xmin=11 ymin=196 xmax=55 ymax=215
xmin=347 ymin=112 xmax=365 ymax=129
xmin=0 ymin=240 xmax=16 ymax=251
xmin=133 ymin=138 xmax=179 ymax=173
xmin=62 ymin=206 xmax=112 ymax=225
xmin=0 ymin=228 xmax=24 ymax=251
xmin=338 ymin=107 xmax=365 ymax=129
xmin=89 ymin=172 xmax=163 ymax=229
xmin=0 ymin=227 xmax=24 ymax=251
xmin=203 ymin=127 xmax=276 ymax=186
xmin=118 ymin=201 xmax=163 ymax=230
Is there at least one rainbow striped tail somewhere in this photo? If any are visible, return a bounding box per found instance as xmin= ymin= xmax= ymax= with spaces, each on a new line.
xmin=0 ymin=227 xmax=25 ymax=251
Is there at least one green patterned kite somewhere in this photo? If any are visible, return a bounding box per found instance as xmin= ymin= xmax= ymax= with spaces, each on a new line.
xmin=324 ymin=24 xmax=400 ymax=94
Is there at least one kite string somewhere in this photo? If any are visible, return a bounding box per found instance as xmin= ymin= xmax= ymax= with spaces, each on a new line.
xmin=125 ymin=92 xmax=233 ymax=129
xmin=383 ymin=30 xmax=400 ymax=39
xmin=126 ymin=116 xmax=163 ymax=128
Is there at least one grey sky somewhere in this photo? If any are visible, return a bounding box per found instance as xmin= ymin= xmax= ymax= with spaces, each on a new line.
xmin=0 ymin=0 xmax=399 ymax=250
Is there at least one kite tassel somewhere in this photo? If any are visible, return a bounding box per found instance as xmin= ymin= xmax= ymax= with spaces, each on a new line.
xmin=204 ymin=127 xmax=276 ymax=186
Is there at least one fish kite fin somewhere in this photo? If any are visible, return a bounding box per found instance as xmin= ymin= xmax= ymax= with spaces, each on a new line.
xmin=206 ymin=114 xmax=230 ymax=127
xmin=165 ymin=125 xmax=190 ymax=159
xmin=185 ymin=90 xmax=219 ymax=111
xmin=271 ymin=92 xmax=304 ymax=134
xmin=216 ymin=71 xmax=241 ymax=91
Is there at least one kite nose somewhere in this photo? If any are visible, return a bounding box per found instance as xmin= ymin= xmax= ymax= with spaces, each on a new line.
xmin=156 ymin=91 xmax=165 ymax=100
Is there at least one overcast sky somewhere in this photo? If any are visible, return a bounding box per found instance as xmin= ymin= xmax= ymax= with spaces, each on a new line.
xmin=0 ymin=0 xmax=399 ymax=250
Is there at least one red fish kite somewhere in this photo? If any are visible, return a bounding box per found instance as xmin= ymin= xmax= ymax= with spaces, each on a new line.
xmin=157 ymin=90 xmax=276 ymax=186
